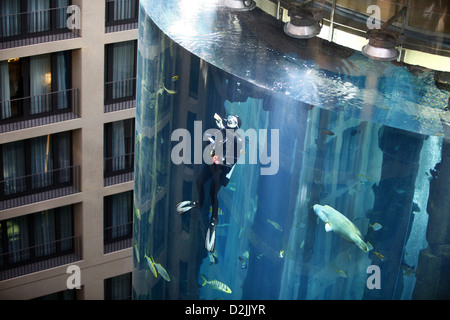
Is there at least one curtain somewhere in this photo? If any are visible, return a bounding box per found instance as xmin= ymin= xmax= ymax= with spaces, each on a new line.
xmin=34 ymin=210 xmax=56 ymax=257
xmin=56 ymin=131 xmax=71 ymax=183
xmin=59 ymin=205 xmax=73 ymax=251
xmin=0 ymin=61 xmax=11 ymax=120
xmin=55 ymin=52 xmax=69 ymax=110
xmin=112 ymin=41 xmax=135 ymax=100
xmin=108 ymin=273 xmax=131 ymax=300
xmin=30 ymin=54 xmax=52 ymax=115
xmin=31 ymin=135 xmax=53 ymax=189
xmin=114 ymin=0 xmax=136 ymax=21
xmin=111 ymin=192 xmax=132 ymax=238
xmin=0 ymin=0 xmax=21 ymax=38
xmin=7 ymin=216 xmax=30 ymax=264
xmin=2 ymin=141 xmax=26 ymax=196
xmin=27 ymin=0 xmax=50 ymax=33
xmin=112 ymin=121 xmax=126 ymax=171
xmin=56 ymin=0 xmax=69 ymax=29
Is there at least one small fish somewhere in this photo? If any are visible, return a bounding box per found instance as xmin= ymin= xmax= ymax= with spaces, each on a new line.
xmin=209 ymin=250 xmax=218 ymax=265
xmin=256 ymin=253 xmax=265 ymax=260
xmin=163 ymin=84 xmax=177 ymax=95
xmin=238 ymin=251 xmax=249 ymax=270
xmin=267 ymin=219 xmax=283 ymax=232
xmin=374 ymin=251 xmax=384 ymax=261
xmin=321 ymin=129 xmax=335 ymax=136
xmin=200 ymin=275 xmax=232 ymax=294
xmin=369 ymin=222 xmax=383 ymax=231
xmin=134 ymin=244 xmax=140 ymax=263
xmin=366 ymin=241 xmax=374 ymax=251
xmin=279 ymin=250 xmax=284 ymax=258
xmin=401 ymin=263 xmax=416 ymax=277
xmin=145 ymin=254 xmax=157 ymax=278
xmin=154 ymin=262 xmax=170 ymax=282
xmin=300 ymin=240 xmax=305 ymax=249
xmin=336 ymin=269 xmax=347 ymax=278
xmin=356 ymin=174 xmax=372 ymax=184
xmin=295 ymin=222 xmax=306 ymax=228
xmin=171 ymin=75 xmax=179 ymax=81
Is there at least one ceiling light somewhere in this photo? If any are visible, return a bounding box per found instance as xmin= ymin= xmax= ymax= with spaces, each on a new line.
xmin=224 ymin=0 xmax=256 ymax=11
xmin=283 ymin=1 xmax=323 ymax=39
xmin=362 ymin=7 xmax=406 ymax=61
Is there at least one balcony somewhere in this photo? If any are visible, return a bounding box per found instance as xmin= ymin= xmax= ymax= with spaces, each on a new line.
xmin=0 ymin=5 xmax=80 ymax=50
xmin=0 ymin=235 xmax=82 ymax=281
xmin=105 ymin=0 xmax=138 ymax=34
xmin=104 ymin=153 xmax=134 ymax=187
xmin=104 ymin=78 xmax=136 ymax=113
xmin=0 ymin=88 xmax=80 ymax=133
xmin=0 ymin=165 xmax=81 ymax=211
xmin=104 ymin=221 xmax=132 ymax=254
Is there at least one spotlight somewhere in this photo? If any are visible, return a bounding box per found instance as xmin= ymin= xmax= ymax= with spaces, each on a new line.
xmin=362 ymin=31 xmax=401 ymax=61
xmin=284 ymin=2 xmax=323 ymax=39
xmin=224 ymin=0 xmax=256 ymax=11
xmin=362 ymin=7 xmax=406 ymax=61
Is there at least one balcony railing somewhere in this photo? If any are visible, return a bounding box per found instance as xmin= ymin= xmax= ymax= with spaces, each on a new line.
xmin=104 ymin=153 xmax=134 ymax=186
xmin=105 ymin=0 xmax=138 ymax=33
xmin=104 ymin=78 xmax=136 ymax=113
xmin=0 ymin=235 xmax=82 ymax=281
xmin=0 ymin=6 xmax=81 ymax=49
xmin=0 ymin=88 xmax=80 ymax=133
xmin=0 ymin=165 xmax=81 ymax=210
xmin=104 ymin=221 xmax=133 ymax=254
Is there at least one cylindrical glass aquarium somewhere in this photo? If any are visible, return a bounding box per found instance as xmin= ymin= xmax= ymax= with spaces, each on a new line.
xmin=133 ymin=0 xmax=450 ymax=300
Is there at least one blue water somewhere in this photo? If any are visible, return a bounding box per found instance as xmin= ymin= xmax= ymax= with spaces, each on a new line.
xmin=133 ymin=1 xmax=450 ymax=300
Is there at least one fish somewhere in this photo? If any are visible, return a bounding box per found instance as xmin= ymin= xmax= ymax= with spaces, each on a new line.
xmin=200 ymin=274 xmax=232 ymax=294
xmin=163 ymin=84 xmax=177 ymax=95
xmin=313 ymin=204 xmax=369 ymax=252
xmin=356 ymin=174 xmax=372 ymax=184
xmin=267 ymin=219 xmax=283 ymax=232
xmin=401 ymin=263 xmax=415 ymax=277
xmin=209 ymin=250 xmax=219 ymax=265
xmin=366 ymin=241 xmax=374 ymax=251
xmin=238 ymin=251 xmax=249 ymax=269
xmin=154 ymin=262 xmax=170 ymax=282
xmin=321 ymin=129 xmax=335 ymax=136
xmin=171 ymin=75 xmax=179 ymax=81
xmin=145 ymin=254 xmax=157 ymax=278
xmin=369 ymin=222 xmax=383 ymax=231
xmin=279 ymin=250 xmax=284 ymax=258
xmin=134 ymin=244 xmax=140 ymax=263
xmin=336 ymin=269 xmax=347 ymax=278
xmin=374 ymin=251 xmax=384 ymax=261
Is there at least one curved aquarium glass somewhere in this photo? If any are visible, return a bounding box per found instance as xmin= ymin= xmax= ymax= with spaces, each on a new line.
xmin=133 ymin=0 xmax=450 ymax=300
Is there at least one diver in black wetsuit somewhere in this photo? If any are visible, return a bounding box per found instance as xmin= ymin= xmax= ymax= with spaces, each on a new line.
xmin=176 ymin=113 xmax=243 ymax=252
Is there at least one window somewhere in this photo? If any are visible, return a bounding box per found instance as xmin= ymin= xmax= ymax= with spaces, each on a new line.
xmin=0 ymin=51 xmax=72 ymax=122
xmin=104 ymin=41 xmax=137 ymax=105
xmin=0 ymin=131 xmax=72 ymax=199
xmin=0 ymin=0 xmax=72 ymax=40
xmin=105 ymin=0 xmax=138 ymax=26
xmin=0 ymin=205 xmax=74 ymax=268
xmin=104 ymin=191 xmax=133 ymax=245
xmin=104 ymin=272 xmax=132 ymax=300
xmin=104 ymin=119 xmax=135 ymax=177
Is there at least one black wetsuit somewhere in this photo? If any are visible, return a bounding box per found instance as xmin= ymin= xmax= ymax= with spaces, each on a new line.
xmin=196 ymin=128 xmax=242 ymax=223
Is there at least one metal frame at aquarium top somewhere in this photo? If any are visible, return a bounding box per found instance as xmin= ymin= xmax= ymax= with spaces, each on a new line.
xmin=133 ymin=0 xmax=450 ymax=302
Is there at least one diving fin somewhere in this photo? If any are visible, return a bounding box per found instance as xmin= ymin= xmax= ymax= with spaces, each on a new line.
xmin=205 ymin=220 xmax=217 ymax=253
xmin=176 ymin=201 xmax=199 ymax=214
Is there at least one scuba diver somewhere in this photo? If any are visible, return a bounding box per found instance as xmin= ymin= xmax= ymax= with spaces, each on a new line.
xmin=176 ymin=113 xmax=243 ymax=252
